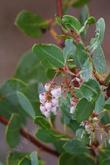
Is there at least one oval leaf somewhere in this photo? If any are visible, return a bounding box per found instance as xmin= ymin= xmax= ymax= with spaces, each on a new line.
xmin=62 ymin=15 xmax=81 ymax=32
xmin=92 ymin=46 xmax=107 ymax=73
xmin=63 ymin=139 xmax=89 ymax=155
xmin=15 ymin=10 xmax=48 ymax=38
xmin=30 ymin=152 xmax=39 ymax=165
xmin=34 ymin=116 xmax=51 ymax=129
xmin=17 ymin=91 xmax=35 ymax=118
xmin=75 ymin=98 xmax=94 ymax=122
xmin=59 ymin=153 xmax=95 ymax=165
xmin=32 ymin=44 xmax=64 ymax=68
xmin=6 ymin=114 xmax=22 ymax=148
xmin=89 ymin=17 xmax=105 ymax=52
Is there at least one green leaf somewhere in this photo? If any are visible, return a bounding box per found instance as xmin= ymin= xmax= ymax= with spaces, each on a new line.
xmin=92 ymin=46 xmax=106 ymax=73
xmin=72 ymin=44 xmax=93 ymax=81
xmin=0 ymin=98 xmax=17 ymax=119
xmin=80 ymin=5 xmax=89 ymax=25
xmin=0 ymin=78 xmax=40 ymax=120
xmin=74 ymin=98 xmax=94 ymax=122
xmin=86 ymin=16 xmax=96 ymax=25
xmin=6 ymin=114 xmax=23 ymax=148
xmin=79 ymin=5 xmax=89 ymax=37
xmin=7 ymin=152 xmax=27 ymax=165
xmin=104 ymin=98 xmax=110 ymax=110
xmin=60 ymin=94 xmax=79 ymax=131
xmin=63 ymin=39 xmax=76 ymax=62
xmin=95 ymin=94 xmax=105 ymax=113
xmin=62 ymin=15 xmax=81 ymax=32
xmin=96 ymin=17 xmax=105 ymax=43
xmin=32 ymin=44 xmax=64 ymax=68
xmin=98 ymin=147 xmax=110 ymax=165
xmin=63 ymin=0 xmax=89 ymax=9
xmin=8 ymin=151 xmax=40 ymax=165
xmin=36 ymin=128 xmax=68 ymax=143
xmin=74 ymin=44 xmax=88 ymax=68
xmin=101 ymin=111 xmax=110 ymax=124
xmin=63 ymin=139 xmax=89 ymax=155
xmin=73 ymin=0 xmax=89 ymax=8
xmin=0 ymin=78 xmax=38 ymax=105
xmin=15 ymin=50 xmax=53 ymax=83
xmin=17 ymin=91 xmax=35 ymax=118
xmin=0 ymin=78 xmax=31 ymax=105
xmin=89 ymin=18 xmax=105 ymax=53
xmin=79 ymin=16 xmax=96 ymax=34
xmin=80 ymin=79 xmax=100 ymax=101
xmin=34 ymin=116 xmax=51 ymax=129
xmin=80 ymin=58 xmax=93 ymax=81
xmin=18 ymin=157 xmax=31 ymax=165
xmin=56 ymin=16 xmax=62 ymax=25
xmin=15 ymin=10 xmax=48 ymax=38
xmin=59 ymin=153 xmax=95 ymax=165
xmin=89 ymin=18 xmax=107 ymax=73
xmin=105 ymin=73 xmax=110 ymax=85
xmin=36 ymin=128 xmax=67 ymax=153
xmin=46 ymin=69 xmax=56 ymax=80
xmin=30 ymin=152 xmax=39 ymax=165
xmin=60 ymin=94 xmax=71 ymax=125
xmin=76 ymin=128 xmax=89 ymax=145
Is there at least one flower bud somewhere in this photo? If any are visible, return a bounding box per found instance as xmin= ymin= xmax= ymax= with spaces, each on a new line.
xmin=39 ymin=93 xmax=46 ymax=104
xmin=75 ymin=77 xmax=81 ymax=83
xmin=70 ymin=106 xmax=75 ymax=114
xmin=44 ymin=83 xmax=51 ymax=91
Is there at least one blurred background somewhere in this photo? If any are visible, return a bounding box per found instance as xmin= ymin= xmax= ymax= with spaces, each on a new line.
xmin=0 ymin=0 xmax=110 ymax=164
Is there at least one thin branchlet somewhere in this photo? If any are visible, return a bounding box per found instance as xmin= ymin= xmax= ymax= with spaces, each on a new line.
xmin=56 ymin=0 xmax=62 ymax=17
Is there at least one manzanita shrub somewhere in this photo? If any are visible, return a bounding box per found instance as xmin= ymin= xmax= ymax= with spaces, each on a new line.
xmin=1 ymin=0 xmax=110 ymax=164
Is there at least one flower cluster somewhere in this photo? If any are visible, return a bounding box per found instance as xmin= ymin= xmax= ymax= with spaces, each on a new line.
xmin=84 ymin=116 xmax=108 ymax=145
xmin=39 ymin=83 xmax=62 ymax=118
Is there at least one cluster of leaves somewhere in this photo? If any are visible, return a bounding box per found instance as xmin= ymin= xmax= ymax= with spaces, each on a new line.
xmin=7 ymin=151 xmax=43 ymax=165
xmin=0 ymin=0 xmax=110 ymax=165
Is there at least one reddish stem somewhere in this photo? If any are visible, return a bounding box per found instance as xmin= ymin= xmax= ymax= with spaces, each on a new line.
xmin=0 ymin=116 xmax=59 ymax=157
xmin=56 ymin=0 xmax=62 ymax=17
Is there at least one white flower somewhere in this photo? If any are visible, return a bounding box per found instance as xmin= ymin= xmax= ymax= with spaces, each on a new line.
xmin=40 ymin=104 xmax=46 ymax=113
xmin=51 ymin=98 xmax=59 ymax=107
xmin=39 ymin=93 xmax=46 ymax=104
xmin=45 ymin=101 xmax=52 ymax=110
xmin=44 ymin=83 xmax=51 ymax=91
xmin=70 ymin=98 xmax=76 ymax=113
xmin=40 ymin=105 xmax=50 ymax=118
xmin=85 ymin=124 xmax=93 ymax=134
xmin=75 ymin=77 xmax=81 ymax=83
xmin=93 ymin=117 xmax=98 ymax=122
xmin=43 ymin=110 xmax=50 ymax=118
xmin=51 ymin=87 xmax=61 ymax=98
xmin=70 ymin=106 xmax=76 ymax=114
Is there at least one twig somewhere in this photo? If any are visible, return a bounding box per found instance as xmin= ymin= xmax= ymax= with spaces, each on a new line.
xmin=49 ymin=28 xmax=62 ymax=46
xmin=0 ymin=116 xmax=59 ymax=157
xmin=56 ymin=0 xmax=62 ymax=17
